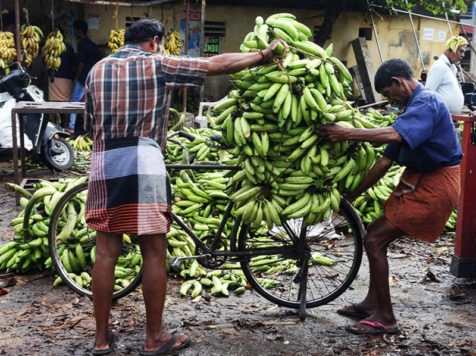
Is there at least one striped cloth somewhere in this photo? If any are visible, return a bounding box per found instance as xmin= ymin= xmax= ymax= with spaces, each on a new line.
xmin=85 ymin=136 xmax=171 ymax=235
xmin=384 ymin=165 xmax=460 ymax=242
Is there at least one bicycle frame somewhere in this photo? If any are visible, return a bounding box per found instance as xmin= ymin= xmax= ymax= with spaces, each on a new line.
xmin=166 ymin=163 xmax=297 ymax=268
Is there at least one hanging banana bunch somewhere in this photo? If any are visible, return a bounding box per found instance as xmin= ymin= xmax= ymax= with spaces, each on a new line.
xmin=107 ymin=28 xmax=125 ymax=54
xmin=0 ymin=31 xmax=17 ymax=70
xmin=21 ymin=24 xmax=44 ymax=67
xmin=41 ymin=29 xmax=66 ymax=71
xmin=164 ymin=29 xmax=182 ymax=55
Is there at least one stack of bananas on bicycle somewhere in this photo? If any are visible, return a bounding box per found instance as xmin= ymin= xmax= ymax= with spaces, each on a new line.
xmin=41 ymin=28 xmax=67 ymax=71
xmin=20 ymin=24 xmax=44 ymax=67
xmin=0 ymin=31 xmax=17 ymax=70
xmin=209 ymin=13 xmax=381 ymax=229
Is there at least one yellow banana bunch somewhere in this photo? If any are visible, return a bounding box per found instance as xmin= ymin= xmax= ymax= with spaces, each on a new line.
xmin=0 ymin=31 xmax=17 ymax=69
xmin=20 ymin=24 xmax=44 ymax=67
xmin=164 ymin=29 xmax=182 ymax=55
xmin=71 ymin=134 xmax=93 ymax=152
xmin=107 ymin=28 xmax=125 ymax=54
xmin=41 ymin=29 xmax=66 ymax=71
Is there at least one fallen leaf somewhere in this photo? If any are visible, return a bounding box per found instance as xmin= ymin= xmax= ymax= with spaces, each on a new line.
xmin=423 ymin=270 xmax=441 ymax=283
xmin=389 ymin=276 xmax=399 ymax=286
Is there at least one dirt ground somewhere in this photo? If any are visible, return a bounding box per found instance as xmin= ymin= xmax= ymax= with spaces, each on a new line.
xmin=0 ymin=165 xmax=475 ymax=356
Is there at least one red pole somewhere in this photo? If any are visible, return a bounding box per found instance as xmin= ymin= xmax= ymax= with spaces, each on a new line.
xmin=451 ymin=114 xmax=476 ymax=278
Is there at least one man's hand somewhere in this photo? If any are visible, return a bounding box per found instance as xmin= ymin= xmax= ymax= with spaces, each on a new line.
xmin=320 ymin=123 xmax=351 ymax=143
xmin=262 ymin=40 xmax=287 ymax=61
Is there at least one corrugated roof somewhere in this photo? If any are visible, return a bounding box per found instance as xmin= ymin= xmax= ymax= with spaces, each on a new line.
xmin=461 ymin=24 xmax=473 ymax=34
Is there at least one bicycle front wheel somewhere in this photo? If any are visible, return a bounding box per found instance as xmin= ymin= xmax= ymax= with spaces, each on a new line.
xmin=238 ymin=198 xmax=364 ymax=309
xmin=48 ymin=182 xmax=143 ymax=300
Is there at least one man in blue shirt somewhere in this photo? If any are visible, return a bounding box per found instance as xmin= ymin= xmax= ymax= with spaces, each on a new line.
xmin=321 ymin=58 xmax=461 ymax=335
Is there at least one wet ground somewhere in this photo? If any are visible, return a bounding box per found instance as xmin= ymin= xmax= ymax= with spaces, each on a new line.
xmin=0 ymin=165 xmax=475 ymax=355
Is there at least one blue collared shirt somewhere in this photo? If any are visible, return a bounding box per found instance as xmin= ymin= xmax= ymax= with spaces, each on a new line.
xmin=384 ymin=84 xmax=462 ymax=172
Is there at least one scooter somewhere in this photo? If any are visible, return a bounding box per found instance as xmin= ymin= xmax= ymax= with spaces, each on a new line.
xmin=0 ymin=62 xmax=74 ymax=171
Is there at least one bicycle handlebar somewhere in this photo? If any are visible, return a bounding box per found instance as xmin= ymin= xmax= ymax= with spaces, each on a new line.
xmin=168 ymin=130 xmax=195 ymax=142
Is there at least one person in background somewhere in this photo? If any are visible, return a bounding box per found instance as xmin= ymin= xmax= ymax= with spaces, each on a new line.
xmin=84 ymin=18 xmax=282 ymax=355
xmin=425 ymin=35 xmax=468 ymax=114
xmin=47 ymin=27 xmax=77 ymax=128
xmin=69 ymin=19 xmax=100 ymax=135
xmin=321 ymin=58 xmax=462 ymax=335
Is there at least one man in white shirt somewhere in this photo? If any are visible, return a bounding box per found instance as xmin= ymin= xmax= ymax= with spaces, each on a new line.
xmin=425 ymin=35 xmax=468 ymax=114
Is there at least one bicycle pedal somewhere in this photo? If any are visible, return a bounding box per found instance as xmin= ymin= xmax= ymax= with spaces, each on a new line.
xmin=169 ymin=257 xmax=182 ymax=272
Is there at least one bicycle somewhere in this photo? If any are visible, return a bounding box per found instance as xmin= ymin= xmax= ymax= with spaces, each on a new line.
xmin=47 ymin=130 xmax=365 ymax=319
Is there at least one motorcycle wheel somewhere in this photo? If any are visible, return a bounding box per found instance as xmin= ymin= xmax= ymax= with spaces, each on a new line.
xmin=41 ymin=136 xmax=74 ymax=171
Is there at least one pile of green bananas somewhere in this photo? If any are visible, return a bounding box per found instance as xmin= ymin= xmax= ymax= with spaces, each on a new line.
xmin=0 ymin=177 xmax=142 ymax=291
xmin=41 ymin=29 xmax=67 ymax=71
xmin=164 ymin=126 xmax=235 ymax=164
xmin=210 ymin=13 xmax=378 ymax=228
xmin=179 ymin=261 xmax=249 ymax=298
xmin=363 ymin=108 xmax=398 ymax=127
xmin=0 ymin=177 xmax=88 ymax=273
xmin=0 ymin=31 xmax=17 ymax=70
xmin=107 ymin=28 xmax=125 ymax=54
xmin=167 ymin=169 xmax=235 ymax=269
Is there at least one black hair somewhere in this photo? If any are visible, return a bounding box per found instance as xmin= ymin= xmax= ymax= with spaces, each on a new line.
xmin=125 ymin=18 xmax=165 ymax=44
xmin=73 ymin=19 xmax=88 ymax=34
xmin=374 ymin=58 xmax=414 ymax=93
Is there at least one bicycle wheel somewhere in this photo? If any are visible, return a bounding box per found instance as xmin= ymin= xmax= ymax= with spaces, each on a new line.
xmin=238 ymin=198 xmax=364 ymax=309
xmin=48 ymin=182 xmax=143 ymax=300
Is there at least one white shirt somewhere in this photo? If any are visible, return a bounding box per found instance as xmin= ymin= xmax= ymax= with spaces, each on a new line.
xmin=425 ymin=53 xmax=464 ymax=114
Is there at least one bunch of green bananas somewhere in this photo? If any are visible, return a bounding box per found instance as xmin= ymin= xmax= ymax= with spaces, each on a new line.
xmin=170 ymin=170 xmax=232 ymax=248
xmin=364 ymin=108 xmax=398 ymax=127
xmin=210 ymin=13 xmax=379 ymax=228
xmin=0 ymin=31 xmax=17 ymax=70
xmin=353 ymin=164 xmax=403 ymax=224
xmin=107 ymin=28 xmax=125 ymax=54
xmin=164 ymin=29 xmax=182 ymax=55
xmin=20 ymin=24 xmax=44 ymax=67
xmin=179 ymin=264 xmax=249 ymax=298
xmin=164 ymin=126 xmax=237 ymax=164
xmin=445 ymin=209 xmax=457 ymax=230
xmin=41 ymin=29 xmax=66 ymax=71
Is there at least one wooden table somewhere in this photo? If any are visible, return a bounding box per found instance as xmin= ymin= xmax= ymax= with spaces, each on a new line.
xmin=11 ymin=101 xmax=85 ymax=187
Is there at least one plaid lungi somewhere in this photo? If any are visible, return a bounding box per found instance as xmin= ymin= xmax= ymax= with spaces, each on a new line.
xmin=85 ymin=136 xmax=171 ymax=235
xmin=384 ymin=165 xmax=460 ymax=243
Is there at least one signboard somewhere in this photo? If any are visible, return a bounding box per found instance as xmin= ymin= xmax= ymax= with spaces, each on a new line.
xmin=423 ymin=27 xmax=434 ymax=40
xmin=204 ymin=37 xmax=219 ymax=57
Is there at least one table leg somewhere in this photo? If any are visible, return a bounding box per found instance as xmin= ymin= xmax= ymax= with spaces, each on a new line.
xmin=11 ymin=111 xmax=20 ymax=204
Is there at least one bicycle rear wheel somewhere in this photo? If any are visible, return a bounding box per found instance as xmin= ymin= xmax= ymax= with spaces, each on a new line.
xmin=238 ymin=198 xmax=364 ymax=309
xmin=48 ymin=182 xmax=143 ymax=300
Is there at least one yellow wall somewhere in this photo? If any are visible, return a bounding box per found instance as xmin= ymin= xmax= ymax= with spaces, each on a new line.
xmin=1 ymin=1 xmax=461 ymax=102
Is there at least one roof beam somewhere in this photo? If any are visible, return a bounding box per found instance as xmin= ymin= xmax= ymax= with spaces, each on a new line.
xmin=62 ymin=0 xmax=175 ymax=6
